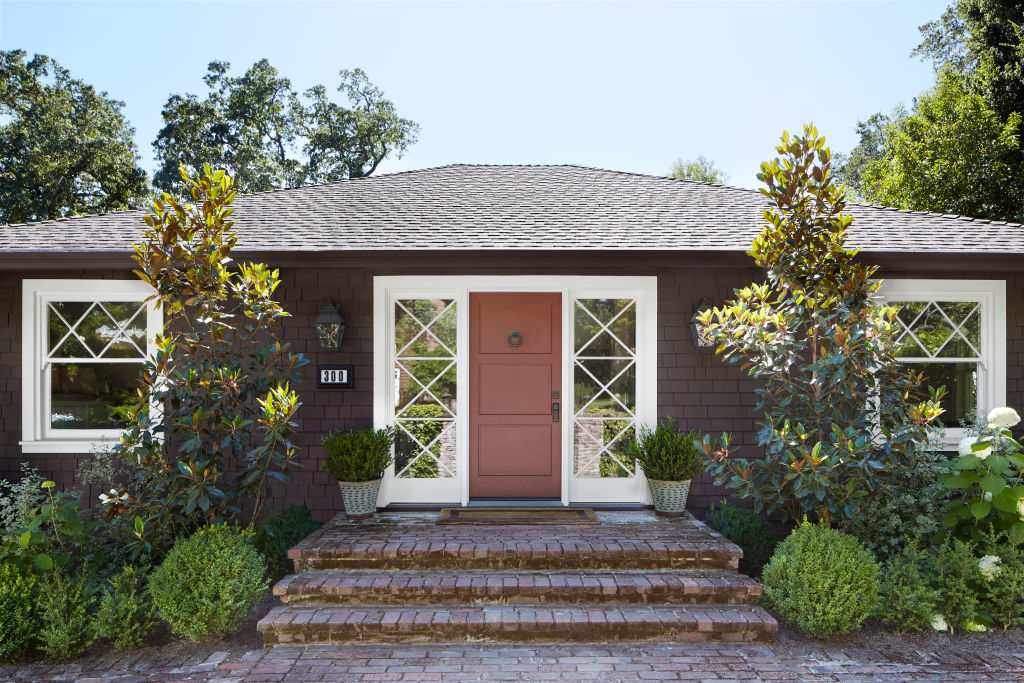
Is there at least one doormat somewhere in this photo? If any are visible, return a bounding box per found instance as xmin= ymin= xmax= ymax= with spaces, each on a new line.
xmin=437 ymin=507 xmax=600 ymax=525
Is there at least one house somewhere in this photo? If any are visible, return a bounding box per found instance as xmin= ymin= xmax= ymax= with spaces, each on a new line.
xmin=1 ymin=164 xmax=1021 ymax=521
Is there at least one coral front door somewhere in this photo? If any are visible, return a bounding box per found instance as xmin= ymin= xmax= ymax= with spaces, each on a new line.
xmin=469 ymin=292 xmax=562 ymax=498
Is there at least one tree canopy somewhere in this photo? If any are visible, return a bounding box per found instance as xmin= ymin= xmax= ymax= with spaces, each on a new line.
xmin=837 ymin=1 xmax=1024 ymax=221
xmin=153 ymin=60 xmax=419 ymax=194
xmin=0 ymin=50 xmax=150 ymax=224
xmin=667 ymin=155 xmax=729 ymax=184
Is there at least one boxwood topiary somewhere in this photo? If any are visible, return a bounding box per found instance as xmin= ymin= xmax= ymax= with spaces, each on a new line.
xmin=704 ymin=502 xmax=777 ymax=578
xmin=150 ymin=525 xmax=268 ymax=642
xmin=321 ymin=427 xmax=395 ymax=482
xmin=0 ymin=562 xmax=41 ymax=660
xmin=628 ymin=418 xmax=703 ymax=482
xmin=762 ymin=520 xmax=879 ymax=637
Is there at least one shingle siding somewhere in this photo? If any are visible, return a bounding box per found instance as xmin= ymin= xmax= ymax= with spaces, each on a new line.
xmin=2 ymin=260 xmax=1022 ymax=523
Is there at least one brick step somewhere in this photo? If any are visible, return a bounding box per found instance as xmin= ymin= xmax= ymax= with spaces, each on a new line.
xmin=273 ymin=569 xmax=761 ymax=606
xmin=290 ymin=532 xmax=739 ymax=572
xmin=257 ymin=603 xmax=777 ymax=645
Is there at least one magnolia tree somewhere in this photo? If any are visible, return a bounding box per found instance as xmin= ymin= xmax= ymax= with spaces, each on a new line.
xmin=103 ymin=165 xmax=307 ymax=559
xmin=697 ymin=124 xmax=945 ymax=528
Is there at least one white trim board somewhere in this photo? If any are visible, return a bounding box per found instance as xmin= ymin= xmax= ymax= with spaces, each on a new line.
xmin=373 ymin=275 xmax=658 ymax=507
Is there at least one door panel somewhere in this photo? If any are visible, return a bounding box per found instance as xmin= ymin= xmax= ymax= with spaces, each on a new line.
xmin=470 ymin=292 xmax=561 ymax=498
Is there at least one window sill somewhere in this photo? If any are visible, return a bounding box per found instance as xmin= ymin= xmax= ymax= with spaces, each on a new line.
xmin=20 ymin=439 xmax=119 ymax=455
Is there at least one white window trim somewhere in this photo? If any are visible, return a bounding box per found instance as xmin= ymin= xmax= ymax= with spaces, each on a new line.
xmin=875 ymin=278 xmax=1006 ymax=447
xmin=373 ymin=275 xmax=657 ymax=507
xmin=21 ymin=279 xmax=161 ymax=454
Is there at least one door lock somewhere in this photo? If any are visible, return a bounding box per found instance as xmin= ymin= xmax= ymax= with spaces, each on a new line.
xmin=552 ymin=402 xmax=560 ymax=422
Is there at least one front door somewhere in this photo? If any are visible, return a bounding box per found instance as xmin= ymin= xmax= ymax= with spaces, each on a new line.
xmin=469 ymin=292 xmax=561 ymax=498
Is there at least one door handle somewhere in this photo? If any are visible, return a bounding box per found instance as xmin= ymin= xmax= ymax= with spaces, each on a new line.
xmin=552 ymin=402 xmax=560 ymax=422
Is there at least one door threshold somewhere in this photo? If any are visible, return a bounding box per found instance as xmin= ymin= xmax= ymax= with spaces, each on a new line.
xmin=467 ymin=498 xmax=563 ymax=508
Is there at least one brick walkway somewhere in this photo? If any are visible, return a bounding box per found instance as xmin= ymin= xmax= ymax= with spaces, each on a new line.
xmin=4 ymin=640 xmax=1024 ymax=682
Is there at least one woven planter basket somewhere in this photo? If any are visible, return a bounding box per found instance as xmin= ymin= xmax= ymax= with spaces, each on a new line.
xmin=646 ymin=478 xmax=691 ymax=518
xmin=338 ymin=478 xmax=383 ymax=520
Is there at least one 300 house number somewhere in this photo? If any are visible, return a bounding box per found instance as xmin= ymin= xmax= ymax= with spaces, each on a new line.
xmin=316 ymin=364 xmax=354 ymax=388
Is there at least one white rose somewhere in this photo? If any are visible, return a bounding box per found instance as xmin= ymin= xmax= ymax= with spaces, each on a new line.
xmin=931 ymin=614 xmax=949 ymax=632
xmin=988 ymin=407 xmax=1021 ymax=430
xmin=979 ymin=555 xmax=1002 ymax=582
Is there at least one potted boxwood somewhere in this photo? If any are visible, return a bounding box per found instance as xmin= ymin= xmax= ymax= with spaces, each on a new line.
xmin=320 ymin=426 xmax=396 ymax=519
xmin=629 ymin=418 xmax=704 ymax=517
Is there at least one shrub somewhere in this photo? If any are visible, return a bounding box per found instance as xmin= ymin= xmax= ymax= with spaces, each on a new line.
xmin=698 ymin=125 xmax=944 ymax=527
xmin=925 ymin=538 xmax=981 ymax=632
xmin=845 ymin=440 xmax=947 ymax=564
xmin=38 ymin=572 xmax=95 ymax=659
xmin=876 ymin=546 xmax=941 ymax=633
xmin=150 ymin=525 xmax=268 ymax=642
xmin=628 ymin=418 xmax=703 ymax=482
xmin=0 ymin=562 xmax=40 ymax=661
xmin=321 ymin=427 xmax=396 ymax=482
xmin=254 ymin=505 xmax=320 ymax=578
xmin=704 ymin=502 xmax=777 ymax=578
xmin=0 ymin=463 xmax=49 ymax=533
xmin=978 ymin=531 xmax=1024 ymax=630
xmin=762 ymin=520 xmax=879 ymax=637
xmin=96 ymin=565 xmax=156 ymax=650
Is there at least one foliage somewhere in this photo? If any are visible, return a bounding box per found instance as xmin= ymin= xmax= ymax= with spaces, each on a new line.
xmin=321 ymin=427 xmax=396 ymax=482
xmin=628 ymin=418 xmax=704 ymax=482
xmin=0 ymin=50 xmax=149 ymax=223
xmin=0 ymin=463 xmax=49 ymax=534
xmin=845 ymin=440 xmax=947 ymax=564
xmin=696 ymin=124 xmax=945 ymax=528
xmin=38 ymin=572 xmax=95 ymax=659
xmin=939 ymin=407 xmax=1024 ymax=544
xmin=0 ymin=480 xmax=98 ymax=577
xmin=703 ymin=502 xmax=777 ymax=578
xmin=253 ymin=505 xmax=320 ymax=578
xmin=397 ymin=405 xmax=444 ymax=478
xmin=96 ymin=565 xmax=156 ymax=650
xmin=0 ymin=562 xmax=40 ymax=661
xmin=832 ymin=112 xmax=896 ymax=201
xmin=106 ymin=165 xmax=306 ymax=561
xmin=977 ymin=530 xmax=1024 ymax=630
xmin=150 ymin=525 xmax=268 ymax=642
xmin=859 ymin=68 xmax=1023 ymax=222
xmin=924 ymin=537 xmax=981 ymax=632
xmin=876 ymin=545 xmax=941 ymax=633
xmin=761 ymin=520 xmax=879 ymax=637
xmin=668 ymin=155 xmax=729 ymax=184
xmin=153 ymin=60 xmax=419 ymax=193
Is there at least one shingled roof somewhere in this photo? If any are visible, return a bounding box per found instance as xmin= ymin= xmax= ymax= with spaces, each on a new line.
xmin=2 ymin=164 xmax=1023 ymax=254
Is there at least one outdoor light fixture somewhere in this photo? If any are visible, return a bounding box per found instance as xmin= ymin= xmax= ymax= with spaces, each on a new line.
xmin=690 ymin=298 xmax=715 ymax=351
xmin=315 ymin=300 xmax=346 ymax=350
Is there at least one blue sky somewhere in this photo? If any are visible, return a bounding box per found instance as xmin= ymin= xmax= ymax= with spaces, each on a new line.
xmin=1 ymin=0 xmax=948 ymax=189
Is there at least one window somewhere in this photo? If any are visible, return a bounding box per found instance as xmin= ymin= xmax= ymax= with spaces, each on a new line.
xmin=876 ymin=279 xmax=1006 ymax=442
xmin=22 ymin=280 xmax=160 ymax=453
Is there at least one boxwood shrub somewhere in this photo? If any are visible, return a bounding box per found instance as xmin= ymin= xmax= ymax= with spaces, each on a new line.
xmin=0 ymin=562 xmax=40 ymax=661
xmin=762 ymin=520 xmax=879 ymax=637
xmin=254 ymin=504 xmax=320 ymax=578
xmin=150 ymin=525 xmax=268 ymax=642
xmin=704 ymin=502 xmax=777 ymax=578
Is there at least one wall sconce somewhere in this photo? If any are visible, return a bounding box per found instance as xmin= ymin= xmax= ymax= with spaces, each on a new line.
xmin=315 ymin=300 xmax=346 ymax=350
xmin=690 ymin=298 xmax=715 ymax=351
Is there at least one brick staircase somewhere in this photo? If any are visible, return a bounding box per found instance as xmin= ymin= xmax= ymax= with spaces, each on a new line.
xmin=257 ymin=511 xmax=777 ymax=645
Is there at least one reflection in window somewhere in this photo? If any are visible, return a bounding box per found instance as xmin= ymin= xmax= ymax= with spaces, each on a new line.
xmin=393 ymin=299 xmax=457 ymax=478
xmin=573 ymin=298 xmax=637 ymax=478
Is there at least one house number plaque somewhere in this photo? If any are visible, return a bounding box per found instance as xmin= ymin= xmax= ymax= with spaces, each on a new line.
xmin=317 ymin=364 xmax=354 ymax=389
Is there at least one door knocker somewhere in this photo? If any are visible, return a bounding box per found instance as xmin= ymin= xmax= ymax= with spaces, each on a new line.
xmin=507 ymin=330 xmax=523 ymax=349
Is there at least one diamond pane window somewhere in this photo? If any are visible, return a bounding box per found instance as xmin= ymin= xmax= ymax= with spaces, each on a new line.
xmin=573 ymin=298 xmax=636 ymax=478
xmin=393 ymin=299 xmax=457 ymax=478
xmin=892 ymin=300 xmax=983 ymax=427
xmin=46 ymin=301 xmax=149 ymax=431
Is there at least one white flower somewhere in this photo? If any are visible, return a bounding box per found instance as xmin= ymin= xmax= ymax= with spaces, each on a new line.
xmin=958 ymin=436 xmax=977 ymax=457
xmin=931 ymin=614 xmax=949 ymax=631
xmin=964 ymin=620 xmax=988 ymax=632
xmin=1017 ymin=498 xmax=1024 ymax=522
xmin=983 ymin=491 xmax=993 ymax=502
xmin=979 ymin=555 xmax=1002 ymax=582
xmin=98 ymin=488 xmax=128 ymax=506
xmin=988 ymin=407 xmax=1021 ymax=430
